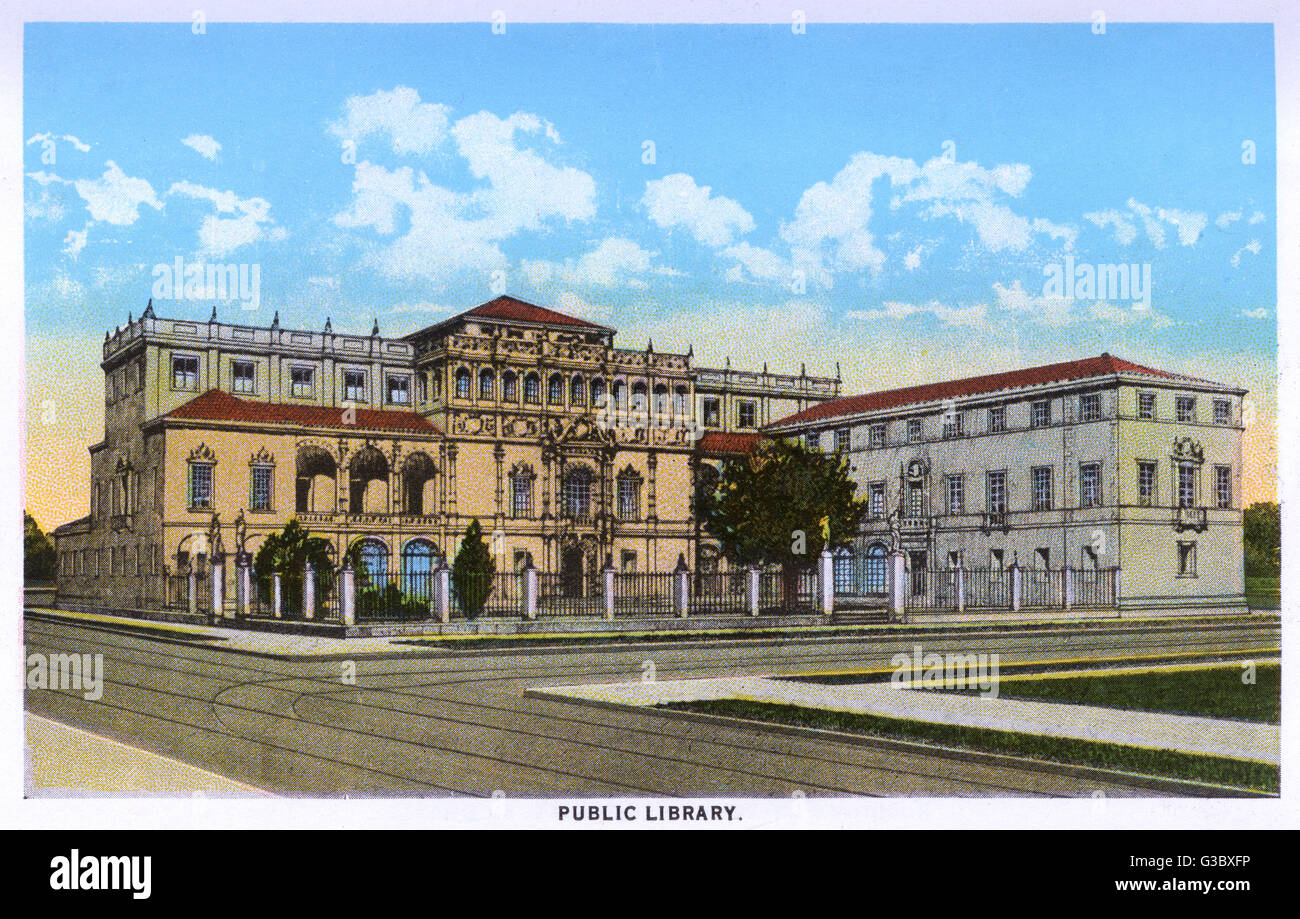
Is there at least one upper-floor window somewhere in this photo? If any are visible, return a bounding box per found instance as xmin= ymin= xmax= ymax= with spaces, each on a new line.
xmin=616 ymin=472 xmax=642 ymax=521
xmin=524 ymin=373 xmax=541 ymax=404
xmin=343 ymin=369 xmax=366 ymax=402
xmin=455 ymin=368 xmax=471 ymax=399
xmin=570 ymin=376 xmax=586 ymax=407
xmin=672 ymin=386 xmax=688 ymax=416
xmin=510 ymin=469 xmax=534 ymax=518
xmin=630 ymin=381 xmax=647 ymax=412
xmin=703 ymin=397 xmax=720 ymax=428
xmin=942 ymin=412 xmax=963 ymax=439
xmin=548 ymin=374 xmax=564 ymax=406
xmin=907 ymin=418 xmax=923 ymax=442
xmin=738 ymin=400 xmax=757 ymax=429
xmin=231 ymin=360 xmax=255 ymax=395
xmin=479 ymin=369 xmax=495 ymax=400
xmin=290 ymin=366 xmax=315 ymax=398
xmin=502 ymin=371 xmax=518 ymax=402
xmin=1177 ymin=461 xmax=1197 ymax=508
xmin=1213 ymin=399 xmax=1232 ymax=425
xmin=1138 ymin=460 xmax=1157 ymax=507
xmin=946 ymin=475 xmax=964 ymax=514
xmin=590 ymin=377 xmax=605 ymax=406
xmin=563 ymin=467 xmax=593 ymax=520
xmin=1079 ymin=462 xmax=1102 ymax=508
xmin=250 ymin=464 xmax=273 ymax=511
xmin=805 ymin=432 xmax=822 ymax=452
xmin=173 ymin=355 xmax=199 ymax=391
xmin=612 ymin=381 xmax=627 ymax=410
xmin=1079 ymin=393 xmax=1101 ymax=422
xmin=1138 ymin=391 xmax=1157 ymax=420
xmin=188 ymin=462 xmax=213 ymax=510
xmin=1030 ymin=399 xmax=1051 ymax=428
xmin=387 ymin=375 xmax=410 ymax=405
xmin=1031 ymin=466 xmax=1054 ymax=511
xmin=1215 ymin=465 xmax=1232 ymax=509
xmin=869 ymin=423 xmax=886 ymax=448
xmin=988 ymin=405 xmax=1006 ymax=434
xmin=653 ymin=384 xmax=669 ymax=416
xmin=869 ymin=482 xmax=886 ymax=518
xmin=834 ymin=428 xmax=851 ymax=453
xmin=986 ymin=471 xmax=1007 ymax=514
xmin=1176 ymin=395 xmax=1197 ymax=424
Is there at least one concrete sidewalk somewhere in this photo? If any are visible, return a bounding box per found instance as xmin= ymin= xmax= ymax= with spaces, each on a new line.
xmin=533 ymin=673 xmax=1279 ymax=764
xmin=26 ymin=713 xmax=268 ymax=796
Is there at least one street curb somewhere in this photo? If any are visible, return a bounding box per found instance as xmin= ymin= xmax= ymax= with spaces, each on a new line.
xmin=523 ymin=689 xmax=1276 ymax=799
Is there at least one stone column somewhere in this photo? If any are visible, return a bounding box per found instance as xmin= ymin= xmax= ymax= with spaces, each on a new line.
xmin=235 ymin=551 xmax=252 ymax=618
xmin=210 ymin=553 xmax=226 ymax=619
xmin=887 ymin=550 xmax=907 ymax=622
xmin=747 ymin=565 xmax=761 ymax=617
xmin=1010 ymin=561 xmax=1023 ymax=613
xmin=603 ymin=555 xmax=615 ymax=621
xmin=339 ymin=559 xmax=356 ymax=626
xmin=272 ymin=572 xmax=282 ymax=619
xmin=187 ymin=568 xmax=197 ymax=616
xmin=954 ymin=566 xmax=966 ymax=614
xmin=433 ymin=561 xmax=450 ymax=623
xmin=521 ymin=561 xmax=538 ymax=621
xmin=446 ymin=443 xmax=458 ymax=517
xmin=672 ymin=553 xmax=690 ymax=618
xmin=646 ymin=452 xmax=658 ymax=522
xmin=303 ymin=561 xmax=315 ymax=620
xmin=1062 ymin=566 xmax=1074 ymax=611
xmin=817 ymin=548 xmax=834 ymax=616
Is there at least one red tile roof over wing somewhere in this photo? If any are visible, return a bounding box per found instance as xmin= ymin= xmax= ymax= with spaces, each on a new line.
xmin=462 ymin=295 xmax=612 ymax=331
xmin=696 ymin=431 xmax=762 ymax=455
xmin=166 ymin=390 xmax=440 ymax=434
xmin=767 ymin=354 xmax=1202 ymax=429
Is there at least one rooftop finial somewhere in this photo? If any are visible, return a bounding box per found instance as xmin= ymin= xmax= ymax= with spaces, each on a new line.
xmin=371 ymin=318 xmax=380 ymax=336
xmin=324 ymin=317 xmax=332 ymax=333
xmin=209 ymin=304 xmax=217 ymax=322
xmin=800 ymin=362 xmax=807 ymax=377
xmin=270 ymin=310 xmax=279 ymax=330
xmin=646 ymin=337 xmax=654 ymax=354
xmin=127 ymin=310 xmax=133 ymax=323
xmin=142 ymin=298 xmax=155 ymax=319
xmin=835 ymin=361 xmax=841 ymax=381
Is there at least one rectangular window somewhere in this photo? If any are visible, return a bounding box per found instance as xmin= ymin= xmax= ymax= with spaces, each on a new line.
xmin=869 ymin=423 xmax=886 ymax=448
xmin=869 ymin=483 xmax=886 ymax=518
xmin=343 ymin=369 xmax=367 ymax=402
xmin=1138 ymin=460 xmax=1157 ymax=507
xmin=1079 ymin=463 xmax=1102 ymax=508
xmin=986 ymin=471 xmax=1007 ymax=514
xmin=1214 ymin=399 xmax=1232 ymax=425
xmin=1031 ymin=466 xmax=1054 ymax=511
xmin=1030 ymin=399 xmax=1051 ymax=428
xmin=1178 ymin=541 xmax=1197 ymax=577
xmin=172 ymin=355 xmax=199 ymax=391
xmin=511 ymin=476 xmax=533 ymax=518
xmin=942 ymin=411 xmax=963 ymax=439
xmin=564 ymin=474 xmax=591 ymax=520
xmin=290 ymin=366 xmax=315 ymax=398
xmin=805 ymin=432 xmax=822 ymax=452
xmin=1138 ymin=391 xmax=1157 ymax=419
xmin=946 ymin=475 xmax=964 ymax=514
xmin=702 ymin=398 xmax=720 ymax=428
xmin=250 ymin=465 xmax=272 ymax=511
xmin=737 ymin=400 xmax=757 ymax=428
xmin=1215 ymin=465 xmax=1232 ymax=509
xmin=1035 ymin=547 xmax=1051 ymax=569
xmin=1079 ymin=393 xmax=1101 ymax=422
xmin=1177 ymin=462 xmax=1197 ymax=508
xmin=988 ymin=405 xmax=1006 ymax=433
xmin=1176 ymin=395 xmax=1197 ymax=423
xmin=189 ymin=463 xmax=213 ymax=510
xmin=387 ymin=375 xmax=410 ymax=404
xmin=907 ymin=418 xmax=923 ymax=442
xmin=231 ymin=360 xmax=256 ymax=394
xmin=617 ymin=478 xmax=640 ymax=520
xmin=834 ymin=428 xmax=851 ymax=453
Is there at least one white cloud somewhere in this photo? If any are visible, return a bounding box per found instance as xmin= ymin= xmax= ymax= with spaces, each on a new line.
xmin=62 ymin=224 xmax=89 ymax=258
xmin=721 ymin=241 xmax=790 ymax=283
xmin=903 ymin=245 xmax=923 ymax=271
xmin=25 ymin=189 xmax=66 ymax=222
xmin=848 ymin=299 xmax=988 ymax=327
xmin=1215 ymin=210 xmax=1242 ymax=229
xmin=329 ymin=86 xmax=452 ymax=156
xmin=521 ymin=237 xmax=656 ymax=288
xmin=181 ymin=134 xmax=222 ymax=160
xmin=26 ymin=132 xmax=91 ymax=153
xmin=73 ymin=161 xmax=162 ymax=226
xmin=168 ymin=180 xmax=287 ymax=256
xmin=642 ymin=173 xmax=755 ymax=247
xmin=1240 ymin=307 xmax=1269 ymax=319
xmin=1083 ymin=209 xmax=1138 ymax=245
xmin=1249 ymin=210 xmax=1267 ymax=225
xmin=1088 ymin=199 xmax=1205 ymax=248
xmin=1231 ymin=238 xmax=1262 ymax=268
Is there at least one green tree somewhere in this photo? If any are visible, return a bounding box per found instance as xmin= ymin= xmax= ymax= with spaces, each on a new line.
xmin=24 ymin=512 xmax=56 ymax=582
xmin=451 ymin=518 xmax=497 ymax=620
xmin=1243 ymin=501 xmax=1280 ymax=578
xmin=699 ymin=438 xmax=865 ymax=601
xmin=253 ymin=519 xmax=336 ymax=618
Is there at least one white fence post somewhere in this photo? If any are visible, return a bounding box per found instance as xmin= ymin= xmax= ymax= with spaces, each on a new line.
xmin=887 ymin=550 xmax=906 ymax=622
xmin=747 ymin=565 xmax=761 ymax=617
xmin=272 ymin=572 xmax=282 ymax=619
xmin=1010 ymin=561 xmax=1022 ymax=613
xmin=1063 ymin=567 xmax=1074 ymax=611
xmin=187 ymin=569 xmax=197 ymax=616
xmin=954 ymin=566 xmax=965 ymax=614
xmin=1112 ymin=567 xmax=1122 ymax=608
xmin=339 ymin=560 xmax=355 ymax=626
xmin=303 ymin=562 xmax=315 ymax=620
xmin=672 ymin=554 xmax=690 ymax=618
xmin=433 ymin=562 xmax=451 ymax=623
xmin=817 ymin=548 xmax=835 ymax=616
xmin=603 ymin=557 xmax=615 ymax=621
xmin=235 ymin=552 xmax=251 ymax=618
xmin=211 ymin=553 xmax=226 ymax=619
xmin=521 ymin=561 xmax=537 ymax=621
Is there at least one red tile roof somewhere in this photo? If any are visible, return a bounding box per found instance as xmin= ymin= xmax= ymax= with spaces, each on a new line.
xmin=767 ymin=354 xmax=1204 ymax=429
xmin=166 ymin=390 xmax=440 ymax=434
xmin=696 ymin=431 xmax=762 ymax=455
xmin=462 ymin=295 xmax=612 ymax=331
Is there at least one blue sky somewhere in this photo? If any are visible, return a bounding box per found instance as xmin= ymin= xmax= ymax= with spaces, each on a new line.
xmin=24 ymin=22 xmax=1276 ymax=391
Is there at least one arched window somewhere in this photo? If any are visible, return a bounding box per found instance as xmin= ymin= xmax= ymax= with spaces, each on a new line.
xmin=401 ymin=539 xmax=440 ymax=599
xmin=863 ymin=542 xmax=888 ymax=594
xmin=612 ymin=381 xmax=627 ymax=410
xmin=673 ymin=385 xmax=689 ymax=416
xmin=454 ymin=368 xmax=471 ymax=399
xmin=523 ymin=372 xmax=541 ymax=404
xmin=548 ymin=373 xmax=564 ymax=406
xmin=570 ymin=375 xmax=585 ymax=407
xmin=833 ymin=547 xmax=855 ymax=595
xmin=479 ymin=368 xmax=495 ymax=400
xmin=501 ymin=371 xmax=518 ymax=402
xmin=356 ymin=538 xmax=390 ymax=589
xmin=590 ymin=378 xmax=606 ymax=405
xmin=653 ymin=384 xmax=669 ymax=415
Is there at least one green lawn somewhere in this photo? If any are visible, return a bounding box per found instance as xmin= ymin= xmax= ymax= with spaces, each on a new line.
xmin=990 ymin=663 xmax=1279 ymax=723
xmin=662 ymin=698 xmax=1279 ymax=794
xmin=1246 ymin=576 xmax=1280 ymax=609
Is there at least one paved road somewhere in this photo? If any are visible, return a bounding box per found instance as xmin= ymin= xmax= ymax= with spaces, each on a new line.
xmin=23 ymin=613 xmax=1279 ymax=797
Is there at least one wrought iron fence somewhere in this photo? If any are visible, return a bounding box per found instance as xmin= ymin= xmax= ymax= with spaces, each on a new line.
xmin=692 ymin=570 xmax=749 ymax=615
xmin=452 ymin=571 xmax=520 ymax=618
xmin=1072 ymin=567 xmax=1118 ymax=607
xmin=1021 ymin=568 xmax=1064 ymax=608
xmin=960 ymin=567 xmax=1013 ymax=609
xmin=758 ymin=567 xmax=816 ymax=613
xmin=537 ymin=572 xmax=604 ymax=617
xmin=901 ymin=568 xmax=959 ymax=611
xmin=611 ymin=571 xmax=676 ymax=618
